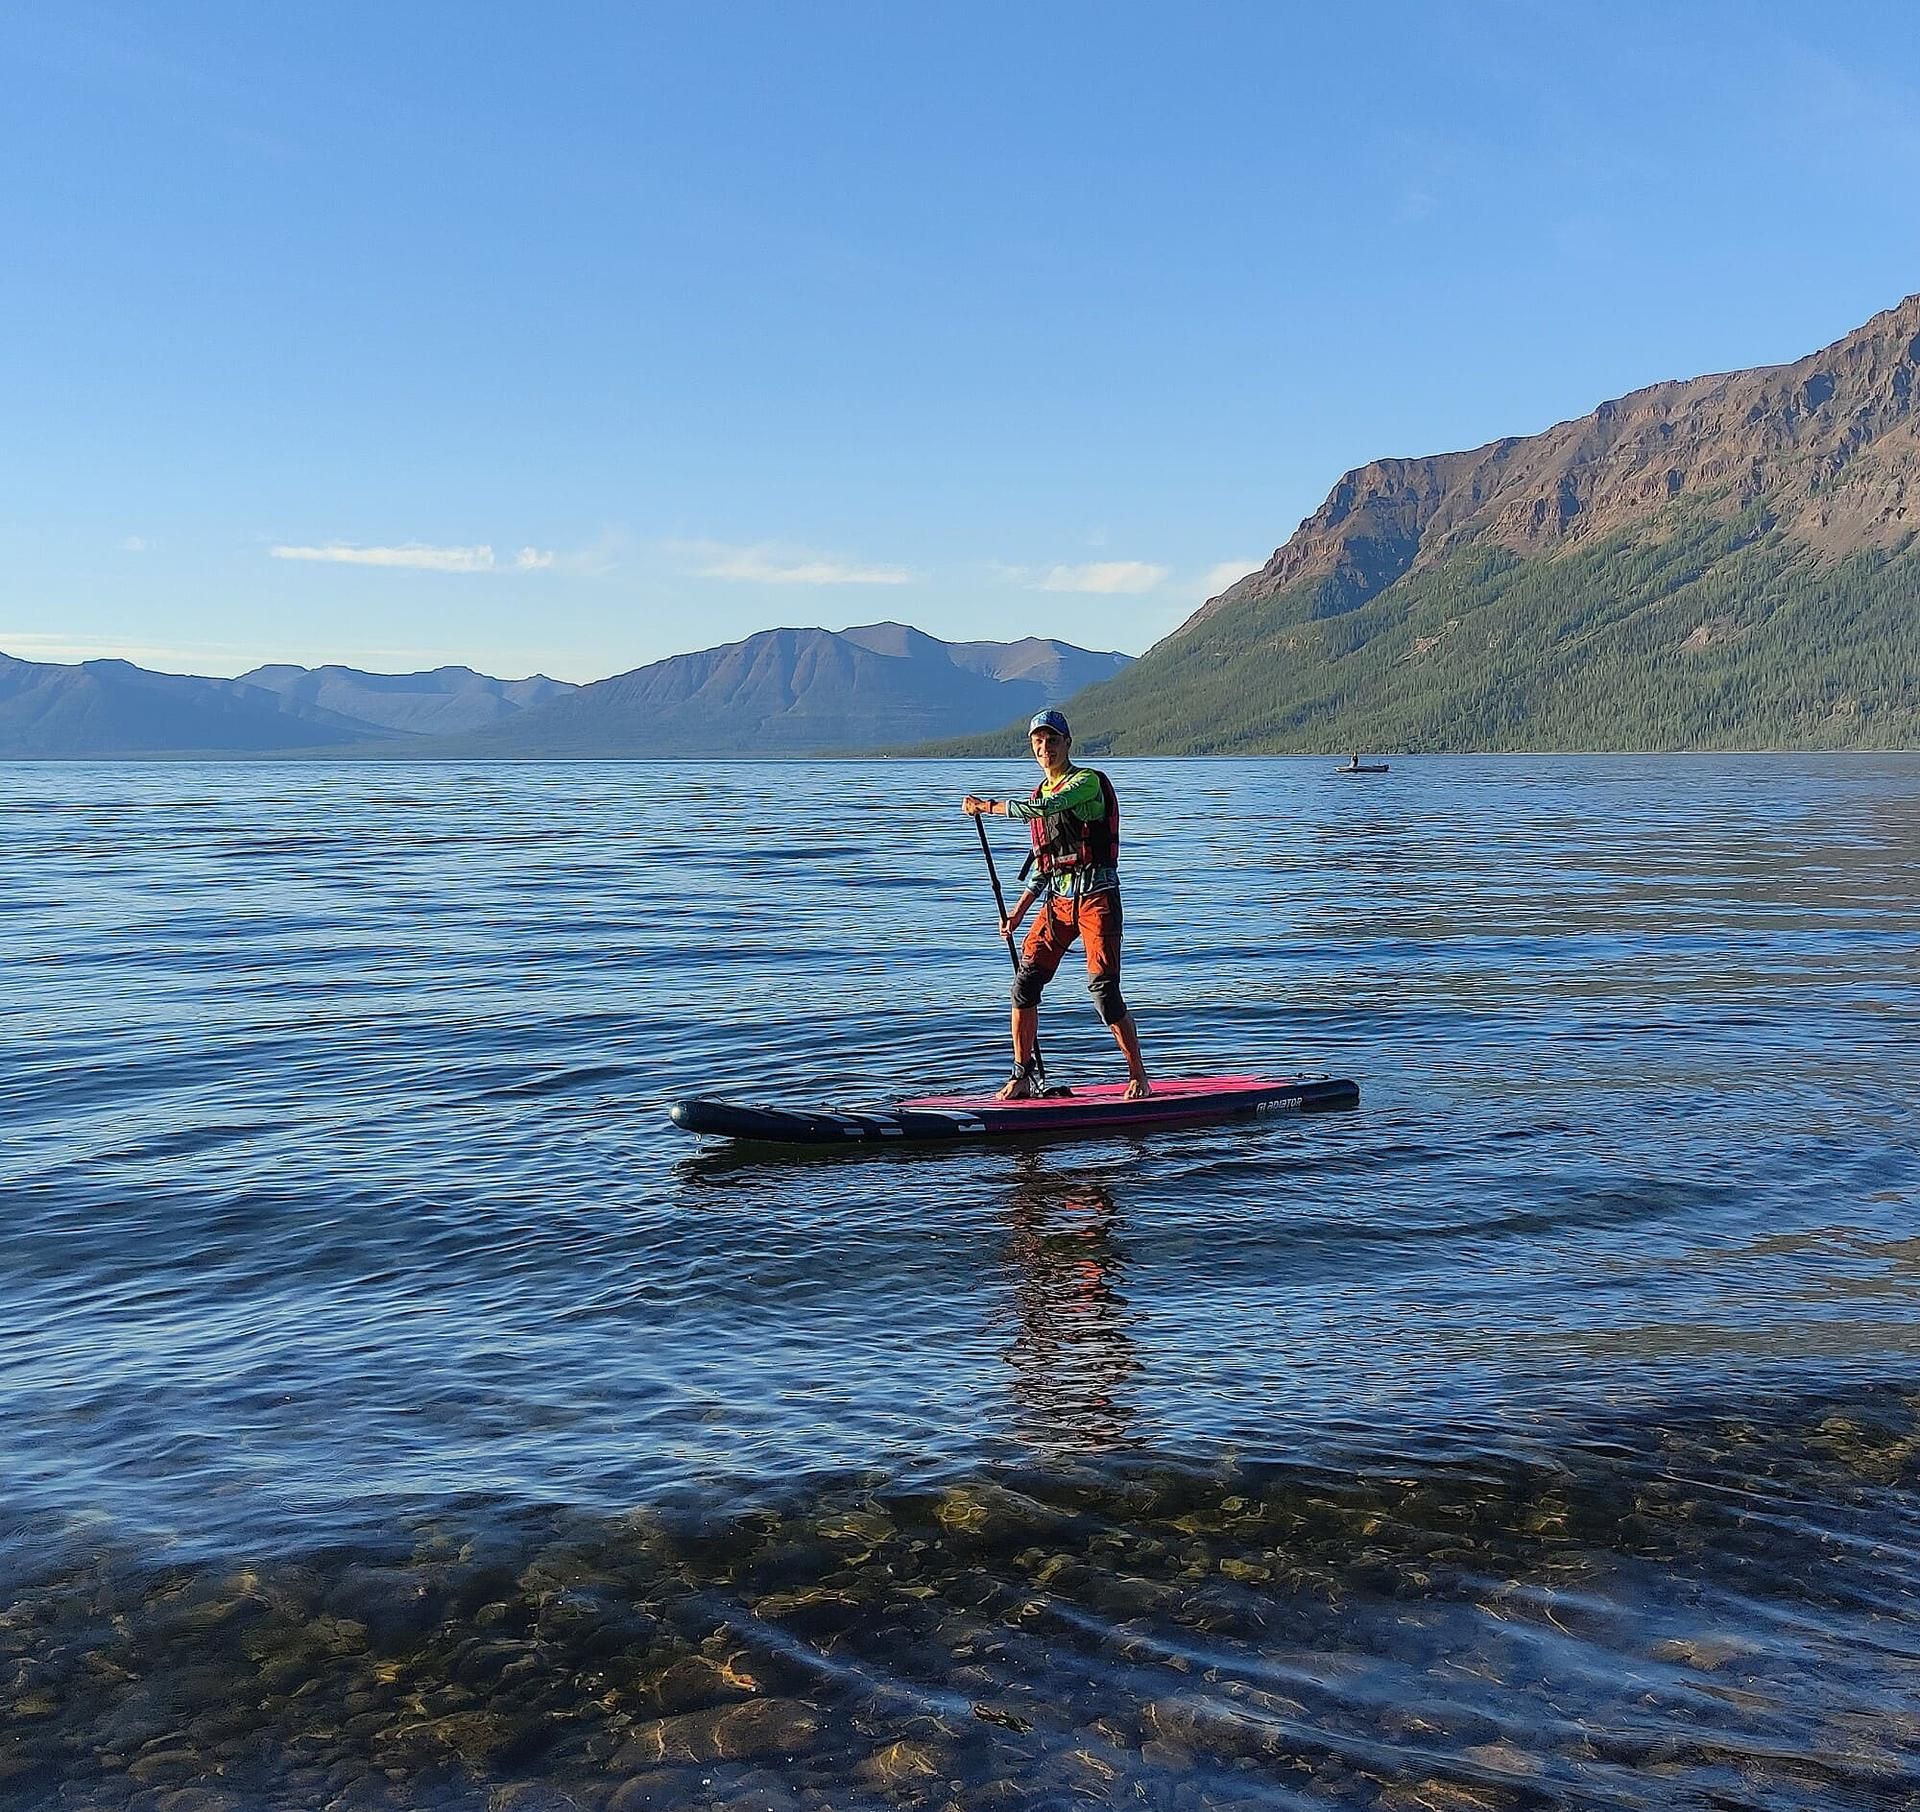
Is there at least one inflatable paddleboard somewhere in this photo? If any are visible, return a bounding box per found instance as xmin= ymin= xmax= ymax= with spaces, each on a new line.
xmin=668 ymin=1074 xmax=1359 ymax=1145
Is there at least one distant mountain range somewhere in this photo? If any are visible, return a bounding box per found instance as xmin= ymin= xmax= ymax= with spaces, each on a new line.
xmin=0 ymin=655 xmax=576 ymax=756
xmin=933 ymin=292 xmax=1920 ymax=754
xmin=0 ymin=625 xmax=1130 ymax=758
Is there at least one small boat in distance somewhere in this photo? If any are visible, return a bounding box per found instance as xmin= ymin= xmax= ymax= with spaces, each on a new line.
xmin=1335 ymin=754 xmax=1390 ymax=774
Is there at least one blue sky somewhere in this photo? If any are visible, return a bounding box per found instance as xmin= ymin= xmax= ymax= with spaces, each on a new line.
xmin=3 ymin=1 xmax=1918 ymax=682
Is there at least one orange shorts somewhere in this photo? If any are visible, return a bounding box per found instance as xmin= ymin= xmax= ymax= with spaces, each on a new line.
xmin=1018 ymin=891 xmax=1122 ymax=993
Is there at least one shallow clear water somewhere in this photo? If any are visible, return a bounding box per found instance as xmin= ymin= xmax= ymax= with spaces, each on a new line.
xmin=3 ymin=755 xmax=1917 ymax=1810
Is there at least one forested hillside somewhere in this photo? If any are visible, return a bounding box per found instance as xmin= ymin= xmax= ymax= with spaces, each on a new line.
xmin=1058 ymin=506 xmax=1918 ymax=753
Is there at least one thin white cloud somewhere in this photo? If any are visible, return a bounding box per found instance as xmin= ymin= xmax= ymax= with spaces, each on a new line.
xmin=122 ymin=535 xmax=148 ymax=553
xmin=1023 ymin=561 xmax=1169 ymax=595
xmin=678 ymin=541 xmax=913 ymax=586
xmin=1202 ymin=559 xmax=1259 ymax=596
xmin=269 ymin=541 xmax=557 ymax=574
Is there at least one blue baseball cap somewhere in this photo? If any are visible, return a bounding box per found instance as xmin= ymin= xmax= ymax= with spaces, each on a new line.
xmin=1028 ymin=709 xmax=1071 ymax=739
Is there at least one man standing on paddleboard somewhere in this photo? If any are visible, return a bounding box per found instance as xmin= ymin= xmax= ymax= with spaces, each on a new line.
xmin=963 ymin=710 xmax=1152 ymax=1101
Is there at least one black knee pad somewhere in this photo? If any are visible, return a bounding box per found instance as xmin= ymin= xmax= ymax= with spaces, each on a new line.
xmin=1012 ymin=966 xmax=1048 ymax=1009
xmin=1089 ymin=974 xmax=1127 ymax=1026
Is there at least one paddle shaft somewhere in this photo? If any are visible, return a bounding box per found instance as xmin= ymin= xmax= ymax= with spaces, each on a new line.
xmin=973 ymin=813 xmax=1045 ymax=1082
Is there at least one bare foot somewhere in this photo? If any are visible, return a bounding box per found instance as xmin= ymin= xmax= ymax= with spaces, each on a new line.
xmin=1124 ymin=1077 xmax=1152 ymax=1101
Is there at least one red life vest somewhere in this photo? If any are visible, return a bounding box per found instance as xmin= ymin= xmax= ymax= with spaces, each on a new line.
xmin=1029 ymin=769 xmax=1120 ymax=877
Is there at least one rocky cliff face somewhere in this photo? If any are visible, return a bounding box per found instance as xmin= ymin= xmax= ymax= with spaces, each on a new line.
xmin=1186 ymin=293 xmax=1920 ymax=638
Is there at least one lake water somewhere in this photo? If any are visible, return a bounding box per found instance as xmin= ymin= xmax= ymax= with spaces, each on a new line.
xmin=4 ymin=754 xmax=1918 ymax=1811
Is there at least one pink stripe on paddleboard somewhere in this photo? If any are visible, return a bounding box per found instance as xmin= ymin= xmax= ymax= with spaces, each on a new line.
xmin=901 ymin=1074 xmax=1284 ymax=1112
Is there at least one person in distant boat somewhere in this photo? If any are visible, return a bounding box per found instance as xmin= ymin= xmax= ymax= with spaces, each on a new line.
xmin=1343 ymin=753 xmax=1361 ymax=771
xmin=963 ymin=710 xmax=1152 ymax=1101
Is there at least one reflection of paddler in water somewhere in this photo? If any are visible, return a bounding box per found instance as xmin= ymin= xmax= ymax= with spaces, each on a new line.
xmin=1001 ymin=1153 xmax=1136 ymax=1451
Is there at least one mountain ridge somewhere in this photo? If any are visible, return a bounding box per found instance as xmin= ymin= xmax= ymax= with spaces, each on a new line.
xmin=930 ymin=294 xmax=1920 ymax=756
xmin=413 ymin=622 xmax=1132 ymax=757
xmin=236 ymin=664 xmax=576 ymax=737
xmin=1186 ymin=291 xmax=1919 ymax=646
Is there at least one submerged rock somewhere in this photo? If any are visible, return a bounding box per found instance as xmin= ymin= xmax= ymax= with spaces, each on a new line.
xmin=613 ymin=1698 xmax=822 ymax=1767
xmin=856 ymin=1737 xmax=947 ymax=1788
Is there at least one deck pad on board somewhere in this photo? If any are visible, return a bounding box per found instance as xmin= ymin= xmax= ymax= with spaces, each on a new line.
xmin=902 ymin=1075 xmax=1283 ymax=1112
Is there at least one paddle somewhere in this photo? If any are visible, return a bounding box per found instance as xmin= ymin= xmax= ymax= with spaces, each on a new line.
xmin=973 ymin=812 xmax=1046 ymax=1086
